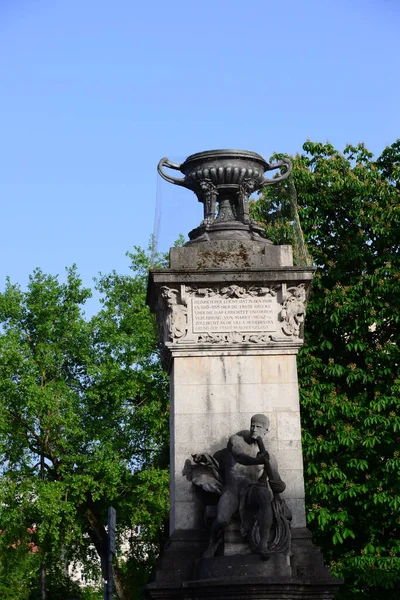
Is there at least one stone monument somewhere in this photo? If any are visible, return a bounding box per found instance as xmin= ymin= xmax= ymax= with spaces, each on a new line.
xmin=145 ymin=150 xmax=342 ymax=599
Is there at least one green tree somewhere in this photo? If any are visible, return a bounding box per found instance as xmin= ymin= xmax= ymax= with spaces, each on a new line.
xmin=253 ymin=140 xmax=400 ymax=598
xmin=0 ymin=246 xmax=170 ymax=599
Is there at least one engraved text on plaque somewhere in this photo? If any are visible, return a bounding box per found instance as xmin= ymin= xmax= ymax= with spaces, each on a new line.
xmin=192 ymin=296 xmax=277 ymax=333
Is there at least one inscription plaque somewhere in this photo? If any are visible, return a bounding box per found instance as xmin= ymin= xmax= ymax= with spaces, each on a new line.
xmin=192 ymin=296 xmax=277 ymax=333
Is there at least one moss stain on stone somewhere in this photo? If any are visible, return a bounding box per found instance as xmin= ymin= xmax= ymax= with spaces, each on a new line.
xmin=196 ymin=243 xmax=251 ymax=270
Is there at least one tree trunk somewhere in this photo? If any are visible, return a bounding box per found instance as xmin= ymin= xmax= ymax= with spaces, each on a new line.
xmin=112 ymin=563 xmax=128 ymax=600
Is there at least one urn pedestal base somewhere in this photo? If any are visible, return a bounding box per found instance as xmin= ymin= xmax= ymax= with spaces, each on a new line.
xmin=187 ymin=219 xmax=267 ymax=243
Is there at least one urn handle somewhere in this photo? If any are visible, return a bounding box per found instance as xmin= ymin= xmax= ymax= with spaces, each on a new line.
xmin=157 ymin=157 xmax=187 ymax=186
xmin=260 ymin=157 xmax=292 ymax=187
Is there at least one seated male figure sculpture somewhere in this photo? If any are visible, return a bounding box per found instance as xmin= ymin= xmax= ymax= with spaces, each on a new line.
xmin=192 ymin=414 xmax=287 ymax=560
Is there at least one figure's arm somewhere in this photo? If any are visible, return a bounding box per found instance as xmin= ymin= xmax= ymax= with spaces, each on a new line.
xmin=256 ymin=437 xmax=286 ymax=493
xmin=228 ymin=435 xmax=267 ymax=466
xmin=268 ymin=454 xmax=286 ymax=493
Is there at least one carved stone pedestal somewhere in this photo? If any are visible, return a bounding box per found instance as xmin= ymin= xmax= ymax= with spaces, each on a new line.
xmin=147 ymin=578 xmax=340 ymax=600
xmin=146 ymin=238 xmax=341 ymax=599
xmin=145 ymin=526 xmax=341 ymax=599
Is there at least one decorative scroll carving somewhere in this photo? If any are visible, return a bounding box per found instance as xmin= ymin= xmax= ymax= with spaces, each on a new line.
xmin=158 ymin=286 xmax=188 ymax=342
xmin=280 ymin=284 xmax=306 ymax=337
xmin=247 ymin=333 xmax=272 ymax=344
xmin=186 ymin=284 xmax=278 ymax=298
xmin=198 ymin=331 xmax=245 ymax=344
xmin=198 ymin=332 xmax=274 ymax=344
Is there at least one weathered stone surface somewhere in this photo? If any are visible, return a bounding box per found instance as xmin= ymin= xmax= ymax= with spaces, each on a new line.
xmin=145 ymin=579 xmax=342 ymax=599
xmin=145 ymin=534 xmax=342 ymax=599
xmin=197 ymin=554 xmax=292 ymax=579
xmin=171 ymin=500 xmax=204 ymax=532
xmin=261 ymin=354 xmax=299 ymax=384
xmin=278 ymin=469 xmax=305 ymax=499
xmin=174 ymin=383 xmax=240 ymax=415
xmin=277 ymin=411 xmax=302 ymax=441
xmin=170 ymin=240 xmax=293 ymax=270
xmin=173 ymin=354 xmax=298 ymax=386
xmin=284 ymin=498 xmax=307 ymax=528
xmin=238 ymin=382 xmax=300 ymax=413
xmin=170 ymin=354 xmax=307 ymax=533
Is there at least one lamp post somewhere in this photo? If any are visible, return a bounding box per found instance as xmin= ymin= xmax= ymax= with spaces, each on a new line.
xmin=40 ymin=445 xmax=46 ymax=600
xmin=104 ymin=507 xmax=116 ymax=600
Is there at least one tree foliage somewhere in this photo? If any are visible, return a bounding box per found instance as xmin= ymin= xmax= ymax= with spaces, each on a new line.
xmin=253 ymin=140 xmax=400 ymax=598
xmin=0 ymin=246 xmax=170 ymax=599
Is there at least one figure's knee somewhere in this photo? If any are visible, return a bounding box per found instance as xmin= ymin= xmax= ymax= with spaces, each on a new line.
xmin=215 ymin=507 xmax=236 ymax=529
xmin=216 ymin=516 xmax=230 ymax=528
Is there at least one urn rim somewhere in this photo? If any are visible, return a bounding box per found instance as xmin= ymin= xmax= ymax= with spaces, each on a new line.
xmin=183 ymin=149 xmax=269 ymax=167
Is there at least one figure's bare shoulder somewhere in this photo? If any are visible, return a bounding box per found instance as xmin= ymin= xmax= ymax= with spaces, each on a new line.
xmin=228 ymin=431 xmax=251 ymax=455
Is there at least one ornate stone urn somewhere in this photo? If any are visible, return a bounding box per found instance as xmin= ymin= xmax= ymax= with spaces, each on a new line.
xmin=158 ymin=149 xmax=291 ymax=242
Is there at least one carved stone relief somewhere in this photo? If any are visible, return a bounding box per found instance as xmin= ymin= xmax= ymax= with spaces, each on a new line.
xmin=237 ymin=179 xmax=255 ymax=224
xmin=155 ymin=283 xmax=308 ymax=347
xmin=280 ymin=284 xmax=306 ymax=337
xmin=198 ymin=332 xmax=276 ymax=344
xmin=196 ymin=179 xmax=218 ymax=225
xmin=190 ymin=414 xmax=292 ymax=558
xmin=157 ymin=286 xmax=188 ymax=342
xmin=185 ymin=284 xmax=277 ymax=298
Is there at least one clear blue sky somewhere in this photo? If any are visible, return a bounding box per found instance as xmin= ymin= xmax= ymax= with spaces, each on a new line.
xmin=1 ymin=0 xmax=399 ymax=312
